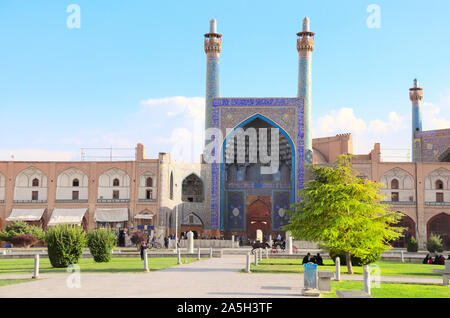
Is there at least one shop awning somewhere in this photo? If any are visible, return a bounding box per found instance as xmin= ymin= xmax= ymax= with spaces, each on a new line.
xmin=134 ymin=214 xmax=153 ymax=220
xmin=6 ymin=209 xmax=45 ymax=222
xmin=47 ymin=208 xmax=87 ymax=226
xmin=94 ymin=208 xmax=129 ymax=222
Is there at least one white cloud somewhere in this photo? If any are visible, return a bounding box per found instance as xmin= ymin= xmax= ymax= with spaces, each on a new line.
xmin=313 ymin=107 xmax=409 ymax=159
xmin=315 ymin=108 xmax=367 ymax=136
xmin=422 ymin=102 xmax=450 ymax=130
xmin=140 ymin=96 xmax=205 ymax=121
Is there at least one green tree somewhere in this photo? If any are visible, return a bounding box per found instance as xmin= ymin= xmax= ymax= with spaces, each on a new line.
xmin=87 ymin=229 xmax=117 ymax=262
xmin=285 ymin=155 xmax=404 ymax=274
xmin=45 ymin=224 xmax=87 ymax=268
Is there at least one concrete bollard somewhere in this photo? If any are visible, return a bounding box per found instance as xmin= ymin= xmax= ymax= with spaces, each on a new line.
xmin=288 ymin=237 xmax=293 ymax=255
xmin=363 ymin=265 xmax=371 ymax=295
xmin=32 ymin=254 xmax=40 ymax=279
xmin=258 ymin=248 xmax=262 ymax=261
xmin=177 ymin=248 xmax=181 ymax=265
xmin=209 ymin=247 xmax=213 ymax=258
xmin=254 ymin=251 xmax=258 ymax=266
xmin=265 ymin=248 xmax=269 ymax=259
xmin=335 ymin=257 xmax=341 ymax=281
xmin=246 ymin=253 xmax=251 ymax=273
xmin=231 ymin=235 xmax=235 ymax=248
xmin=401 ymin=251 xmax=404 ymax=263
xmin=143 ymin=250 xmax=149 ymax=272
xmin=197 ymin=247 xmax=201 ymax=260
xmin=187 ymin=231 xmax=194 ymax=254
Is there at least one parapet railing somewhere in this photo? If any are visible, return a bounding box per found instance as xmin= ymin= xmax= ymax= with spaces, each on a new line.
xmin=55 ymin=199 xmax=89 ymax=203
xmin=425 ymin=201 xmax=450 ymax=206
xmin=13 ymin=200 xmax=47 ymax=204
xmin=97 ymin=199 xmax=130 ymax=203
xmin=380 ymin=201 xmax=416 ymax=206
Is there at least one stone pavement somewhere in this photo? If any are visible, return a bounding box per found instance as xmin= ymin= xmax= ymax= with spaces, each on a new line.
xmin=0 ymin=255 xmax=445 ymax=298
xmin=0 ymin=255 xmax=306 ymax=298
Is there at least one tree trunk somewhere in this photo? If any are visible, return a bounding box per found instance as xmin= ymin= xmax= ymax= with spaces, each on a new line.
xmin=346 ymin=252 xmax=353 ymax=274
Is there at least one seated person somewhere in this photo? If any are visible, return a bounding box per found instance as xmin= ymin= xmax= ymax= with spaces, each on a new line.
xmin=315 ymin=253 xmax=324 ymax=265
xmin=423 ymin=254 xmax=431 ymax=264
xmin=302 ymin=253 xmax=311 ymax=264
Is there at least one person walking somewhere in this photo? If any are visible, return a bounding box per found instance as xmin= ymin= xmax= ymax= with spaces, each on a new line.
xmin=164 ymin=236 xmax=169 ymax=249
xmin=140 ymin=240 xmax=147 ymax=260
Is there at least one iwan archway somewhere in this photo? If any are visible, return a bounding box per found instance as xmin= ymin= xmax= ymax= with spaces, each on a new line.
xmin=221 ymin=114 xmax=295 ymax=240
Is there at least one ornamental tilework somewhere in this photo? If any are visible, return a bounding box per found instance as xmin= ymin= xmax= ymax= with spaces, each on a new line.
xmin=226 ymin=191 xmax=245 ymax=230
xmin=272 ymin=191 xmax=291 ymax=230
xmin=414 ymin=129 xmax=450 ymax=162
xmin=205 ymin=57 xmax=220 ymax=130
xmin=298 ymin=53 xmax=312 ymax=162
xmin=209 ymin=98 xmax=305 ymax=229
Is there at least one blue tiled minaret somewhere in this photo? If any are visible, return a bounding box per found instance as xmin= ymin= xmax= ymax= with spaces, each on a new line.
xmin=297 ymin=17 xmax=314 ymax=164
xmin=410 ymin=79 xmax=423 ymax=161
xmin=204 ymin=19 xmax=222 ymax=142
xmin=204 ymin=19 xmax=222 ymax=234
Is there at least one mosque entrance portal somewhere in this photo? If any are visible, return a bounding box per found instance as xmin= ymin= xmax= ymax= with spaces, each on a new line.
xmin=246 ymin=196 xmax=271 ymax=241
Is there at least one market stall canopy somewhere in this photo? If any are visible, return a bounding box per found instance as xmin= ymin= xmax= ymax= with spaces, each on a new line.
xmin=6 ymin=209 xmax=45 ymax=222
xmin=95 ymin=208 xmax=129 ymax=222
xmin=134 ymin=214 xmax=154 ymax=219
xmin=47 ymin=208 xmax=87 ymax=226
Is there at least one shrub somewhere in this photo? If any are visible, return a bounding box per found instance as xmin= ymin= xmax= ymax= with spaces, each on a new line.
xmin=0 ymin=221 xmax=44 ymax=243
xmin=45 ymin=225 xmax=87 ymax=268
xmin=11 ymin=234 xmax=39 ymax=248
xmin=130 ymin=231 xmax=148 ymax=247
xmin=329 ymin=249 xmax=381 ymax=266
xmin=87 ymin=229 xmax=117 ymax=262
xmin=406 ymin=235 xmax=419 ymax=253
xmin=426 ymin=234 xmax=444 ymax=253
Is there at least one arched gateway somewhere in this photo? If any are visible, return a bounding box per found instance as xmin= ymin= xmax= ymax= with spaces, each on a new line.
xmin=222 ymin=114 xmax=295 ymax=240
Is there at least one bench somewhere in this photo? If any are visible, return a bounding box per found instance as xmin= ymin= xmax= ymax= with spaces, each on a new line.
xmin=432 ymin=260 xmax=450 ymax=285
xmin=318 ymin=270 xmax=334 ymax=292
xmin=336 ymin=290 xmax=372 ymax=298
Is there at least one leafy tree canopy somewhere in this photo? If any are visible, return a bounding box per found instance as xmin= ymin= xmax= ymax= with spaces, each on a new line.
xmin=285 ymin=155 xmax=404 ymax=263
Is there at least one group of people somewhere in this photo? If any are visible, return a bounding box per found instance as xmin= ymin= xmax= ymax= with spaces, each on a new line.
xmin=423 ymin=254 xmax=449 ymax=265
xmin=302 ymin=252 xmax=324 ymax=265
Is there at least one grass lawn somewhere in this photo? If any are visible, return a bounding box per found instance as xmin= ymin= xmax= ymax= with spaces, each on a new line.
xmin=247 ymin=258 xmax=445 ymax=278
xmin=0 ymin=278 xmax=37 ymax=287
xmin=0 ymin=257 xmax=197 ymax=275
xmin=321 ymin=281 xmax=450 ymax=298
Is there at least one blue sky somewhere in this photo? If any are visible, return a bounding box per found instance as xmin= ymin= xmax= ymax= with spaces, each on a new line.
xmin=0 ymin=0 xmax=449 ymax=162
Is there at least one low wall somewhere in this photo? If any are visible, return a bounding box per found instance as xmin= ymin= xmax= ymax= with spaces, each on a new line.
xmin=176 ymin=239 xmax=234 ymax=249
xmin=0 ymin=249 xmax=223 ymax=259
xmin=293 ymin=240 xmax=318 ymax=250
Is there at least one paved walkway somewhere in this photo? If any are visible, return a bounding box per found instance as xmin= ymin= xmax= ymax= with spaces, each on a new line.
xmin=0 ymin=255 xmax=306 ymax=298
xmin=0 ymin=255 xmax=444 ymax=298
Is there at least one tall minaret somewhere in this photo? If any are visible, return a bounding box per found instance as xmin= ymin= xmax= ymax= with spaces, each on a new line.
xmin=204 ymin=19 xmax=222 ymax=143
xmin=297 ymin=17 xmax=314 ymax=164
xmin=410 ymin=79 xmax=423 ymax=161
